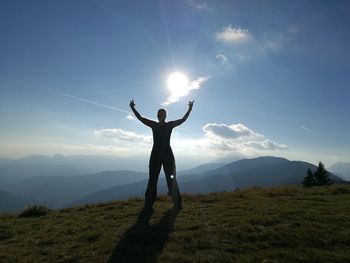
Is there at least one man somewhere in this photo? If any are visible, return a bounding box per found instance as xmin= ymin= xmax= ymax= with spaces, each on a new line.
xmin=130 ymin=99 xmax=194 ymax=211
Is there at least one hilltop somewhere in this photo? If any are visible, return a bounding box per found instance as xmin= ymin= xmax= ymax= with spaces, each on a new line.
xmin=1 ymin=185 xmax=350 ymax=262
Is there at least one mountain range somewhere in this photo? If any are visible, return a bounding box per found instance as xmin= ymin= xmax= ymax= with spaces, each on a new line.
xmin=0 ymin=155 xmax=345 ymax=213
xmin=71 ymin=156 xmax=343 ymax=206
xmin=0 ymin=154 xmax=149 ymax=184
xmin=0 ymin=190 xmax=38 ymax=213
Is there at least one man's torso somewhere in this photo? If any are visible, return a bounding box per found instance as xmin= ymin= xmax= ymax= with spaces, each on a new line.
xmin=150 ymin=122 xmax=174 ymax=161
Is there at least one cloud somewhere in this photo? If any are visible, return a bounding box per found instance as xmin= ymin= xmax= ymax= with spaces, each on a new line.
xmin=243 ymin=140 xmax=285 ymax=151
xmin=162 ymin=76 xmax=210 ymax=106
xmin=215 ymin=53 xmax=233 ymax=71
xmin=216 ymin=53 xmax=228 ymax=64
xmin=203 ymin=123 xmax=287 ymax=152
xmin=215 ymin=25 xmax=253 ymax=44
xmin=237 ymin=55 xmax=250 ymax=62
xmin=94 ymin=128 xmax=152 ymax=144
xmin=212 ymin=25 xmax=298 ymax=71
xmin=187 ymin=0 xmax=209 ymax=11
xmin=204 ymin=123 xmax=255 ymax=139
xmin=94 ymin=123 xmax=287 ymax=161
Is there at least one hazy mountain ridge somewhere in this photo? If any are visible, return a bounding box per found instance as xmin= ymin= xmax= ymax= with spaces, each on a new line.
xmin=72 ymin=157 xmax=343 ymax=206
xmin=0 ymin=154 xmax=149 ymax=184
xmin=329 ymin=162 xmax=350 ymax=180
xmin=0 ymin=156 xmax=345 ymax=212
xmin=0 ymin=155 xmax=223 ymax=212
xmin=0 ymin=190 xmax=38 ymax=213
xmin=3 ymin=170 xmax=148 ymax=209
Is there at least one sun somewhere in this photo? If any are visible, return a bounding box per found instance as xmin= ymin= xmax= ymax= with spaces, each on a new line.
xmin=167 ymin=72 xmax=189 ymax=97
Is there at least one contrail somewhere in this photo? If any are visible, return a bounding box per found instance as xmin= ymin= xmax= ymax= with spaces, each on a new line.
xmin=299 ymin=125 xmax=315 ymax=133
xmin=35 ymin=87 xmax=130 ymax=114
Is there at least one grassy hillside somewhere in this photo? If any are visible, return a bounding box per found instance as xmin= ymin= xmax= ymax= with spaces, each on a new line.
xmin=1 ymin=185 xmax=350 ymax=262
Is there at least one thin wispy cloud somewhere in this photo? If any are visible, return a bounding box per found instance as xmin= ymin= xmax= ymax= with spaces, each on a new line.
xmin=216 ymin=53 xmax=229 ymax=64
xmin=215 ymin=25 xmax=253 ymax=44
xmin=215 ymin=53 xmax=232 ymax=71
xmin=162 ymin=76 xmax=210 ymax=106
xmin=260 ymin=25 xmax=299 ymax=53
xmin=36 ymin=87 xmax=130 ymax=115
xmin=299 ymin=125 xmax=315 ymax=134
xmin=236 ymin=55 xmax=250 ymax=62
xmin=187 ymin=0 xmax=210 ymax=11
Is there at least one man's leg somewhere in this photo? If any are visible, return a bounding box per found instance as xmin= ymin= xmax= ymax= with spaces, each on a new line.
xmin=145 ymin=160 xmax=162 ymax=210
xmin=163 ymin=159 xmax=182 ymax=209
xmin=164 ymin=165 xmax=173 ymax=196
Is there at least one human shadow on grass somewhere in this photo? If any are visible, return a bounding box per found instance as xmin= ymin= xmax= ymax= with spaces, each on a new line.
xmin=108 ymin=207 xmax=179 ymax=263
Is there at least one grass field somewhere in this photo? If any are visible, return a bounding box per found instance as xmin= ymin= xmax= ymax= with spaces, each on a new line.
xmin=1 ymin=185 xmax=350 ymax=262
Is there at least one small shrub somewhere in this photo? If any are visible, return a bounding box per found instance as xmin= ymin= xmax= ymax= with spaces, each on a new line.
xmin=18 ymin=205 xmax=50 ymax=218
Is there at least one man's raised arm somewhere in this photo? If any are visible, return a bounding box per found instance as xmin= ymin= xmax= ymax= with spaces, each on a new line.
xmin=129 ymin=100 xmax=155 ymax=127
xmin=171 ymin=100 xmax=194 ymax=128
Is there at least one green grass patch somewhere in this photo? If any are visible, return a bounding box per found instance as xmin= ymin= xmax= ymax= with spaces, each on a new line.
xmin=1 ymin=184 xmax=350 ymax=262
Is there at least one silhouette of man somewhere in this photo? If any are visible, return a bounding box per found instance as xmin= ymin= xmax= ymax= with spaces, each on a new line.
xmin=130 ymin=99 xmax=194 ymax=211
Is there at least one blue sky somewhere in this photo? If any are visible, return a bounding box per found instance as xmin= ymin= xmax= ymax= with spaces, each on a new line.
xmin=1 ymin=0 xmax=349 ymax=168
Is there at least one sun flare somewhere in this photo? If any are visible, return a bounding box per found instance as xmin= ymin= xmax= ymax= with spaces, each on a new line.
xmin=167 ymin=72 xmax=189 ymax=97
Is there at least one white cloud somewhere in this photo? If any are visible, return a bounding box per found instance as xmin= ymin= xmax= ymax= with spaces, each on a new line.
xmin=189 ymin=76 xmax=209 ymax=90
xmin=202 ymin=123 xmax=287 ymax=152
xmin=215 ymin=25 xmax=253 ymax=44
xmin=94 ymin=128 xmax=152 ymax=144
xmin=162 ymin=76 xmax=210 ymax=106
xmin=204 ymin=123 xmax=256 ymax=139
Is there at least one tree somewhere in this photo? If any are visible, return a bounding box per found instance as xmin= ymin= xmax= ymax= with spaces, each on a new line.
xmin=314 ymin=161 xmax=332 ymax=186
xmin=303 ymin=168 xmax=316 ymax=187
xmin=303 ymin=161 xmax=332 ymax=187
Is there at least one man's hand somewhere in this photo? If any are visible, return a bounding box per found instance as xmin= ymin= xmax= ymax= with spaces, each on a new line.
xmin=188 ymin=100 xmax=194 ymax=110
xmin=130 ymin=99 xmax=135 ymax=108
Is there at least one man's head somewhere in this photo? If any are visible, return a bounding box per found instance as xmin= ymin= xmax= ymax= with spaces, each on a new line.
xmin=157 ymin=108 xmax=167 ymax=122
